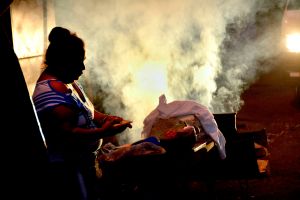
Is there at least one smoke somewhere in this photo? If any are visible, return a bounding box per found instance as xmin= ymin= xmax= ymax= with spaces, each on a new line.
xmin=54 ymin=0 xmax=285 ymax=143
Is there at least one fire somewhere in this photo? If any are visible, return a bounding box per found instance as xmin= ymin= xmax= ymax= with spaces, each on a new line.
xmin=286 ymin=33 xmax=300 ymax=53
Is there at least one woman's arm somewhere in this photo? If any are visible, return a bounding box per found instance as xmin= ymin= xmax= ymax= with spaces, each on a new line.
xmin=93 ymin=110 xmax=123 ymax=127
xmin=52 ymin=105 xmax=121 ymax=141
xmin=93 ymin=110 xmax=132 ymax=130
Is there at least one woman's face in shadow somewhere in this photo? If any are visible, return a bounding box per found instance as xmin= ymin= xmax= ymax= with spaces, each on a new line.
xmin=64 ymin=61 xmax=85 ymax=83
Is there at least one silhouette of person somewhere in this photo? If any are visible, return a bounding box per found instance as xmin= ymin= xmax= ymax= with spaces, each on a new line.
xmin=32 ymin=26 xmax=132 ymax=200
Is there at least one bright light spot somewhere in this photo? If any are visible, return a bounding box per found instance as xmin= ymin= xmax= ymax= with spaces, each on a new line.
xmin=135 ymin=61 xmax=168 ymax=94
xmin=286 ymin=33 xmax=300 ymax=52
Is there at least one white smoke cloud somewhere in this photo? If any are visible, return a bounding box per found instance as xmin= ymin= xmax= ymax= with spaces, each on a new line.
xmin=53 ymin=0 xmax=285 ymax=143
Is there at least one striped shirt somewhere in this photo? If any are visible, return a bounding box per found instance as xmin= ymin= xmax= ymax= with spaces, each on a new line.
xmin=32 ymin=79 xmax=101 ymax=162
xmin=33 ymin=79 xmax=96 ymax=128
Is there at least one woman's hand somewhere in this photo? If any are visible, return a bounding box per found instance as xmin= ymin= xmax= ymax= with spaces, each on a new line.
xmin=112 ymin=120 xmax=132 ymax=129
xmin=101 ymin=115 xmax=132 ymax=135
xmin=101 ymin=116 xmax=121 ymax=129
xmin=106 ymin=115 xmax=123 ymax=124
xmin=94 ymin=111 xmax=123 ymax=126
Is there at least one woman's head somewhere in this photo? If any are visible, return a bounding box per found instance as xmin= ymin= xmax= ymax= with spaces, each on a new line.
xmin=44 ymin=27 xmax=86 ymax=83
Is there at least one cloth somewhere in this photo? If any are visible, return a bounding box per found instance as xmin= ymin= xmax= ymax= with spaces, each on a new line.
xmin=141 ymin=94 xmax=226 ymax=159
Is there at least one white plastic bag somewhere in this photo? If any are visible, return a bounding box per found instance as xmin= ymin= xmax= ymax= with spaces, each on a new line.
xmin=141 ymin=94 xmax=226 ymax=159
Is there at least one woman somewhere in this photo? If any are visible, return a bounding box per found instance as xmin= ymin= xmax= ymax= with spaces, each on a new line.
xmin=32 ymin=26 xmax=132 ymax=200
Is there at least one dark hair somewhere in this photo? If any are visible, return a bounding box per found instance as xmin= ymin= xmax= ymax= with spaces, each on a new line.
xmin=44 ymin=27 xmax=85 ymax=73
